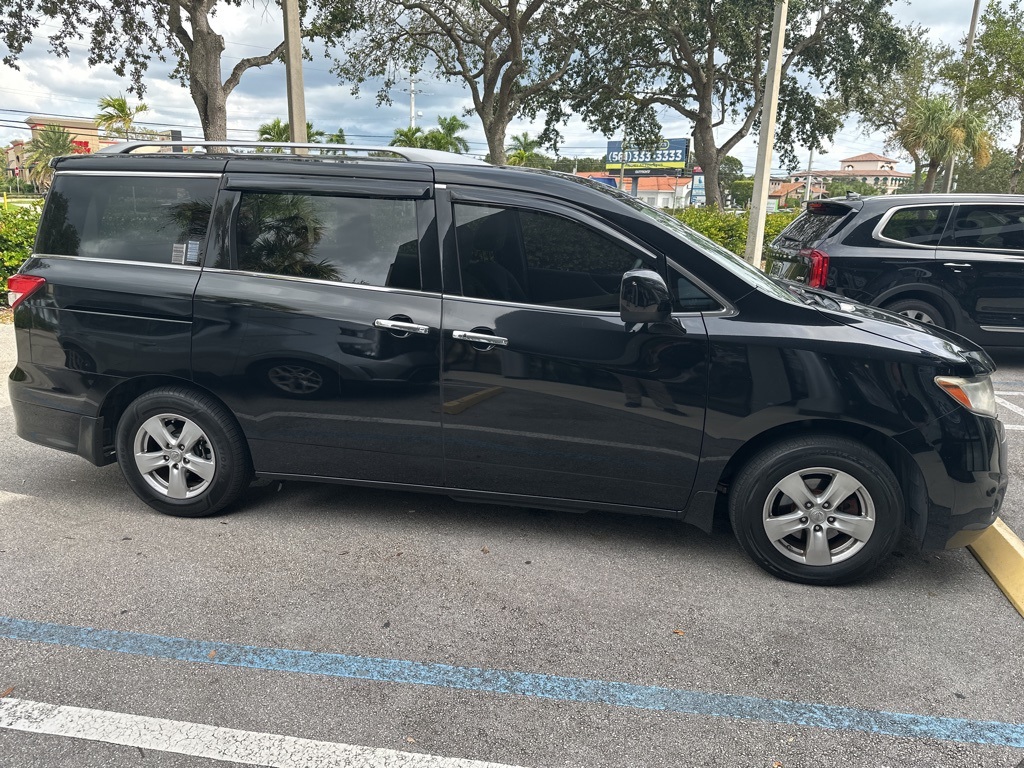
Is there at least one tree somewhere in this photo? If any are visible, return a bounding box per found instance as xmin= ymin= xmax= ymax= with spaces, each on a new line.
xmin=825 ymin=178 xmax=879 ymax=198
xmin=0 ymin=2 xmax=356 ymax=141
xmin=23 ymin=126 xmax=78 ymax=189
xmin=854 ymin=36 xmax=955 ymax=192
xmin=390 ymin=126 xmax=427 ymax=148
xmin=505 ymin=132 xmax=545 ymax=167
xmin=971 ymin=0 xmax=1024 ymax=193
xmin=950 ymin=146 xmax=1014 ymax=193
xmin=730 ymin=179 xmax=755 ymax=209
xmin=95 ymin=94 xmax=151 ymax=139
xmin=551 ymin=0 xmax=909 ymax=207
xmin=325 ymin=128 xmax=347 ymax=145
xmin=717 ymin=156 xmax=744 ymax=202
xmin=423 ymin=115 xmax=470 ymax=153
xmin=258 ymin=119 xmax=325 ymax=149
xmin=896 ymin=95 xmax=993 ymax=193
xmin=312 ymin=0 xmax=582 ymax=164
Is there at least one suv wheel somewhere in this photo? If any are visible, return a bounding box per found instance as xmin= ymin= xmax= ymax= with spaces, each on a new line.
xmin=728 ymin=436 xmax=903 ymax=585
xmin=884 ymin=298 xmax=945 ymax=328
xmin=116 ymin=386 xmax=252 ymax=517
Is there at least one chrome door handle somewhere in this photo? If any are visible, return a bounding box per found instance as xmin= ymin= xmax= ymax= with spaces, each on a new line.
xmin=943 ymin=262 xmax=972 ymax=267
xmin=374 ymin=318 xmax=430 ymax=335
xmin=452 ymin=330 xmax=509 ymax=347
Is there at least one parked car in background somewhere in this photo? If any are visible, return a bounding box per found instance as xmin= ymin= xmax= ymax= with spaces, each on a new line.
xmin=764 ymin=194 xmax=1024 ymax=348
xmin=6 ymin=144 xmax=1008 ymax=585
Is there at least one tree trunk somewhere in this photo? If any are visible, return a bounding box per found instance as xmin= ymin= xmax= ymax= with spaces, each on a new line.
xmin=1010 ymin=115 xmax=1024 ymax=194
xmin=691 ymin=120 xmax=723 ymax=208
xmin=922 ymin=161 xmax=940 ymax=193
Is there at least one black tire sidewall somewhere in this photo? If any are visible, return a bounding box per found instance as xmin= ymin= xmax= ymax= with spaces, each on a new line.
xmin=729 ymin=440 xmax=903 ymax=585
xmin=116 ymin=389 xmax=248 ymax=518
xmin=885 ymin=298 xmax=946 ymax=328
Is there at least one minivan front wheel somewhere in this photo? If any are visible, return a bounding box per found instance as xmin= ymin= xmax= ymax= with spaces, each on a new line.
xmin=728 ymin=436 xmax=903 ymax=585
xmin=116 ymin=387 xmax=252 ymax=517
xmin=885 ymin=298 xmax=945 ymax=328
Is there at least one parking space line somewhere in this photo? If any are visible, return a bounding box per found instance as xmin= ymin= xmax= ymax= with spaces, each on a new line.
xmin=0 ymin=697 xmax=523 ymax=768
xmin=1 ymin=617 xmax=1023 ymax=749
xmin=997 ymin=397 xmax=1024 ymax=419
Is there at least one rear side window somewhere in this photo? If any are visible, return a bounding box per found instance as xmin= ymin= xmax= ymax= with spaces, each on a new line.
xmin=773 ymin=202 xmax=851 ymax=248
xmin=944 ymin=204 xmax=1024 ymax=250
xmin=36 ymin=174 xmax=218 ymax=264
xmin=233 ymin=192 xmax=421 ymax=289
xmin=879 ymin=206 xmax=951 ymax=246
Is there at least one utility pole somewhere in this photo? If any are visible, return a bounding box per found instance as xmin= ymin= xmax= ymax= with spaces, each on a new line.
xmin=803 ymin=147 xmax=815 ymax=205
xmin=944 ymin=0 xmax=982 ymax=193
xmin=744 ymin=0 xmax=789 ymax=265
xmin=282 ymin=0 xmax=307 ymax=148
xmin=405 ymin=76 xmax=423 ymax=128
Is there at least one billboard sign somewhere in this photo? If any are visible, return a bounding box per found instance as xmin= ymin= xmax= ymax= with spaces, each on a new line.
xmin=606 ymin=138 xmax=689 ymax=171
xmin=689 ymin=169 xmax=706 ymax=206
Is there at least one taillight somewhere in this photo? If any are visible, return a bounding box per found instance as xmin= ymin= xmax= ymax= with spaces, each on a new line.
xmin=800 ymin=248 xmax=830 ymax=288
xmin=7 ymin=274 xmax=46 ymax=310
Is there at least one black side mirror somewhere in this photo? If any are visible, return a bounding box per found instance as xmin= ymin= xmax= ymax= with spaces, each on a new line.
xmin=620 ymin=268 xmax=671 ymax=324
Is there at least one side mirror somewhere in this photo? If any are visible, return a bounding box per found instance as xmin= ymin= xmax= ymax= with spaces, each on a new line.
xmin=620 ymin=268 xmax=671 ymax=324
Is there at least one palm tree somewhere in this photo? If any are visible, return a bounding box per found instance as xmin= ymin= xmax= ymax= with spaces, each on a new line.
xmin=256 ymin=119 xmax=324 ymax=150
xmin=23 ymin=125 xmax=77 ymax=189
xmin=505 ymin=132 xmax=544 ymax=167
xmin=95 ymin=94 xmax=150 ymax=139
xmin=390 ymin=126 xmax=426 ymax=148
xmin=423 ymin=115 xmax=470 ymax=153
xmin=897 ymin=96 xmax=994 ymax=193
xmin=325 ymin=127 xmax=347 ymax=145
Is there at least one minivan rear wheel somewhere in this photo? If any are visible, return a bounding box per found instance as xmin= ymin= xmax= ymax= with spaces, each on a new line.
xmin=116 ymin=387 xmax=252 ymax=517
xmin=884 ymin=298 xmax=945 ymax=327
xmin=728 ymin=435 xmax=903 ymax=585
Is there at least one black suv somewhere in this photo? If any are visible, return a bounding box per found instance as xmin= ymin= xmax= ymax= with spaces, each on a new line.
xmin=6 ymin=142 xmax=1009 ymax=584
xmin=764 ymin=194 xmax=1024 ymax=347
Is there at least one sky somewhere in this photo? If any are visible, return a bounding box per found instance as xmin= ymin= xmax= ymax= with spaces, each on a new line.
xmin=0 ymin=0 xmax=998 ymax=175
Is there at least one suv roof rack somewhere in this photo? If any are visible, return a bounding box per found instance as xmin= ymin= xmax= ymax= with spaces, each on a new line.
xmin=96 ymin=140 xmax=489 ymax=166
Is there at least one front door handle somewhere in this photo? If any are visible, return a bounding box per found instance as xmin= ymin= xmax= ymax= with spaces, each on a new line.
xmin=374 ymin=318 xmax=430 ymax=336
xmin=452 ymin=330 xmax=509 ymax=347
xmin=943 ymin=262 xmax=973 ymax=268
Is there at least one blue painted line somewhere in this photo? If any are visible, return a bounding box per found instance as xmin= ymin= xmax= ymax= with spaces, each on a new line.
xmin=1 ymin=615 xmax=1022 ymax=748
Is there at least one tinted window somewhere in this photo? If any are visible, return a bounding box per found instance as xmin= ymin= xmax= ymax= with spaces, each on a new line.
xmin=234 ymin=192 xmax=420 ymax=288
xmin=773 ymin=202 xmax=852 ymax=248
xmin=454 ymin=204 xmax=637 ymax=311
xmin=879 ymin=206 xmax=950 ymax=246
xmin=37 ymin=174 xmax=217 ymax=264
xmin=945 ymin=204 xmax=1024 ymax=250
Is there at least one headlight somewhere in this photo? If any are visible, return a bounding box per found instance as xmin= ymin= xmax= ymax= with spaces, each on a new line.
xmin=934 ymin=375 xmax=998 ymax=418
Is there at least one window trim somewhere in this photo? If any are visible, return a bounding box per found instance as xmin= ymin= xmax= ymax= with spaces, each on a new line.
xmin=871 ymin=204 xmax=953 ymax=249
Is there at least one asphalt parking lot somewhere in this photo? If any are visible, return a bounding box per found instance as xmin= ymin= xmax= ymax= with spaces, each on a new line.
xmin=1 ymin=322 xmax=1022 ymax=767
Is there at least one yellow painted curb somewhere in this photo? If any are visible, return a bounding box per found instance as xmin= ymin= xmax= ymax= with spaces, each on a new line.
xmin=442 ymin=386 xmax=504 ymax=415
xmin=968 ymin=518 xmax=1024 ymax=619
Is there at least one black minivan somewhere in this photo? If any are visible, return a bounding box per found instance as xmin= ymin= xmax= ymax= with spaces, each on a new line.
xmin=7 ymin=142 xmax=1008 ymax=585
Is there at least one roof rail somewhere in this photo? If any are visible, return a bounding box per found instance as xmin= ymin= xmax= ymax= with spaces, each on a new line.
xmin=95 ymin=140 xmax=489 ymax=166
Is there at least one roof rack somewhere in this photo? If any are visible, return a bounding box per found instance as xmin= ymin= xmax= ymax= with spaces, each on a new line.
xmin=96 ymin=140 xmax=489 ymax=166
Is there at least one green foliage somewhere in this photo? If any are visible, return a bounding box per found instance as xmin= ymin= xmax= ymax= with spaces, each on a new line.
xmin=675 ymin=208 xmax=798 ymax=258
xmin=0 ymin=201 xmax=41 ymax=297
xmin=953 ymin=146 xmax=1015 ymax=193
xmin=729 ymin=179 xmax=754 ymax=208
xmin=24 ymin=125 xmax=77 ymax=188
xmin=825 ymin=178 xmax=878 ymax=198
xmin=423 ymin=115 xmax=470 ymax=153
xmin=95 ymin=93 xmax=151 ymax=139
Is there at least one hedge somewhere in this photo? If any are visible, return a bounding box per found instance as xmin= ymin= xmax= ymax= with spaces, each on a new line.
xmin=675 ymin=207 xmax=799 ymax=259
xmin=1 ymin=201 xmax=42 ymax=298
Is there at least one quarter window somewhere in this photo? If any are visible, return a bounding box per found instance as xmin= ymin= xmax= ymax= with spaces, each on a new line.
xmin=233 ymin=192 xmax=421 ymax=289
xmin=879 ymin=206 xmax=951 ymax=246
xmin=945 ymin=205 xmax=1024 ymax=250
xmin=36 ymin=175 xmax=218 ymax=264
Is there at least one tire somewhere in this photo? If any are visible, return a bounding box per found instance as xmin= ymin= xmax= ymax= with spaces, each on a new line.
xmin=115 ymin=386 xmax=252 ymax=517
xmin=884 ymin=298 xmax=946 ymax=328
xmin=728 ymin=435 xmax=903 ymax=585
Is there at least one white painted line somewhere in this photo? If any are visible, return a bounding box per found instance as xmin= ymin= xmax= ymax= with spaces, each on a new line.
xmin=1006 ymin=424 xmax=1024 ymax=431
xmin=0 ymin=697 xmax=526 ymax=768
xmin=996 ymin=397 xmax=1024 ymax=419
xmin=995 ymin=391 xmax=1024 ymax=396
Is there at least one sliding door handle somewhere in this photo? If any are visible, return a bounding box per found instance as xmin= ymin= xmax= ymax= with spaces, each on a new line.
xmin=374 ymin=318 xmax=430 ymax=336
xmin=452 ymin=330 xmax=509 ymax=347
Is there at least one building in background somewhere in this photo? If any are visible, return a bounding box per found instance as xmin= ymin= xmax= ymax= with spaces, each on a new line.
xmin=4 ymin=115 xmax=120 ymax=186
xmin=787 ymin=152 xmax=912 ymax=195
xmin=575 ymin=171 xmax=692 ymax=208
